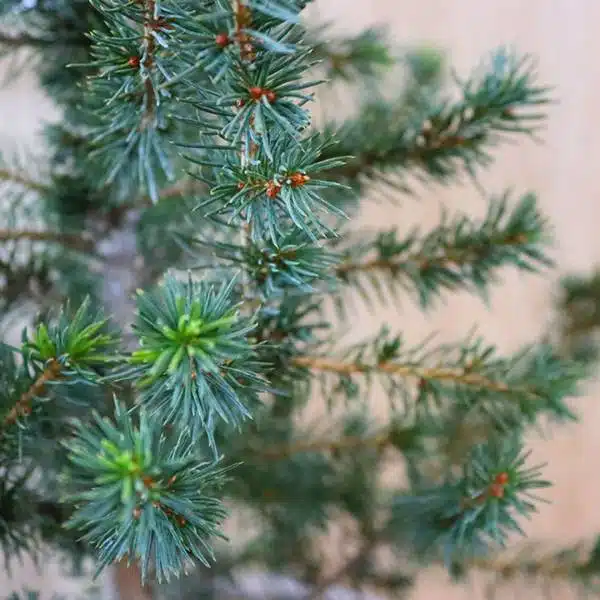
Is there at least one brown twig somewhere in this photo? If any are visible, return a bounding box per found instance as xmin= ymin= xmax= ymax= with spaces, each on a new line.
xmin=0 ymin=168 xmax=50 ymax=194
xmin=3 ymin=359 xmax=62 ymax=427
xmin=258 ymin=430 xmax=391 ymax=461
xmin=468 ymin=553 xmax=587 ymax=580
xmin=330 ymin=137 xmax=470 ymax=183
xmin=99 ymin=178 xmax=206 ymax=229
xmin=0 ymin=32 xmax=52 ymax=48
xmin=0 ymin=229 xmax=94 ymax=251
xmin=336 ymin=253 xmax=452 ymax=278
xmin=141 ymin=0 xmax=158 ymax=128
xmin=336 ymin=236 xmax=530 ymax=277
xmin=112 ymin=560 xmax=153 ymax=600
xmin=336 ymin=249 xmax=469 ymax=276
xmin=234 ymin=0 xmax=255 ymax=63
xmin=139 ymin=177 xmax=205 ymax=207
xmin=233 ymin=0 xmax=258 ymax=309
xmin=291 ymin=355 xmax=535 ymax=397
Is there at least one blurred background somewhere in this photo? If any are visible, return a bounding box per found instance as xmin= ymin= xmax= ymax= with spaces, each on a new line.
xmin=2 ymin=0 xmax=600 ymax=598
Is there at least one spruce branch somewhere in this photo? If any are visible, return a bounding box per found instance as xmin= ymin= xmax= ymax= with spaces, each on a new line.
xmin=1 ymin=296 xmax=119 ymax=431
xmin=306 ymin=439 xmax=551 ymax=598
xmin=291 ymin=331 xmax=583 ymax=423
xmin=1 ymin=297 xmax=121 ymax=427
xmin=64 ymin=400 xmax=231 ymax=583
xmin=389 ymin=439 xmax=550 ymax=564
xmin=309 ymin=26 xmax=395 ymax=82
xmin=0 ymin=0 xmax=584 ymax=596
xmin=321 ymin=49 xmax=549 ymax=189
xmin=82 ymin=0 xmax=185 ymax=201
xmin=182 ymin=228 xmax=338 ymax=298
xmin=336 ymin=192 xmax=551 ymax=307
xmin=125 ymin=275 xmax=266 ymax=451
xmin=195 ymin=133 xmax=350 ymax=242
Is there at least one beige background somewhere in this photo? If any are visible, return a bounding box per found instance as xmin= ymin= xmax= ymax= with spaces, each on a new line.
xmin=2 ymin=0 xmax=600 ymax=598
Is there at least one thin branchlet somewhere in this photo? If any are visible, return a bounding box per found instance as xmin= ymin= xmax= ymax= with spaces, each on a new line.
xmin=2 ymin=359 xmax=62 ymax=427
xmin=0 ymin=229 xmax=93 ymax=251
xmin=336 ymin=234 xmax=532 ymax=276
xmin=258 ymin=430 xmax=390 ymax=460
xmin=0 ymin=168 xmax=49 ymax=194
xmin=141 ymin=0 xmax=158 ymax=127
xmin=235 ymin=0 xmax=256 ymax=299
xmin=0 ymin=32 xmax=53 ymax=47
xmin=468 ymin=554 xmax=585 ymax=579
xmin=291 ymin=355 xmax=535 ymax=397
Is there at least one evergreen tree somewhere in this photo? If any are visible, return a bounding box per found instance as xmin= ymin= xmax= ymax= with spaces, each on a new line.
xmin=0 ymin=1 xmax=591 ymax=598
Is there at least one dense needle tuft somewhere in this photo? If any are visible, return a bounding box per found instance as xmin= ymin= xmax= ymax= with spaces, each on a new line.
xmin=129 ymin=275 xmax=265 ymax=450
xmin=64 ymin=401 xmax=230 ymax=583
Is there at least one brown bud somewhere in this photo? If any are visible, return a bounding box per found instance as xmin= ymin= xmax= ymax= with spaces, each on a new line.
xmin=266 ymin=181 xmax=281 ymax=199
xmin=488 ymin=483 xmax=505 ymax=499
xmin=249 ymin=86 xmax=263 ymax=101
xmin=494 ymin=472 xmax=509 ymax=485
xmin=215 ymin=33 xmax=230 ymax=48
xmin=289 ymin=172 xmax=310 ymax=187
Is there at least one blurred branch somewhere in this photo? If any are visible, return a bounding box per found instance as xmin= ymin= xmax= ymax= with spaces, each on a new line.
xmin=145 ymin=178 xmax=204 ymax=204
xmin=292 ymin=356 xmax=531 ymax=396
xmin=333 ymin=132 xmax=474 ymax=183
xmin=337 ymin=235 xmax=529 ymax=276
xmin=469 ymin=554 xmax=584 ymax=580
xmin=308 ymin=535 xmax=381 ymax=600
xmin=258 ymin=430 xmax=391 ymax=460
xmin=0 ymin=229 xmax=94 ymax=251
xmin=111 ymin=178 xmax=206 ymax=222
xmin=334 ymin=191 xmax=549 ymax=308
xmin=310 ymin=26 xmax=395 ymax=81
xmin=0 ymin=168 xmax=49 ymax=194
xmin=321 ymin=50 xmax=548 ymax=188
xmin=0 ymin=32 xmax=52 ymax=48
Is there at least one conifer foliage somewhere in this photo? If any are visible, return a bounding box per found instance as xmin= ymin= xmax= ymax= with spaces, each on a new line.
xmin=0 ymin=1 xmax=591 ymax=598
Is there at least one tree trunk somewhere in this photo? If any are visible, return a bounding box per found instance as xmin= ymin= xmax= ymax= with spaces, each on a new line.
xmin=105 ymin=561 xmax=153 ymax=600
xmin=99 ymin=213 xmax=154 ymax=600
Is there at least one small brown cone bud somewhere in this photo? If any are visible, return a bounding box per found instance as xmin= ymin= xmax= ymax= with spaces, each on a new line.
xmin=488 ymin=483 xmax=505 ymax=499
xmin=215 ymin=33 xmax=230 ymax=48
